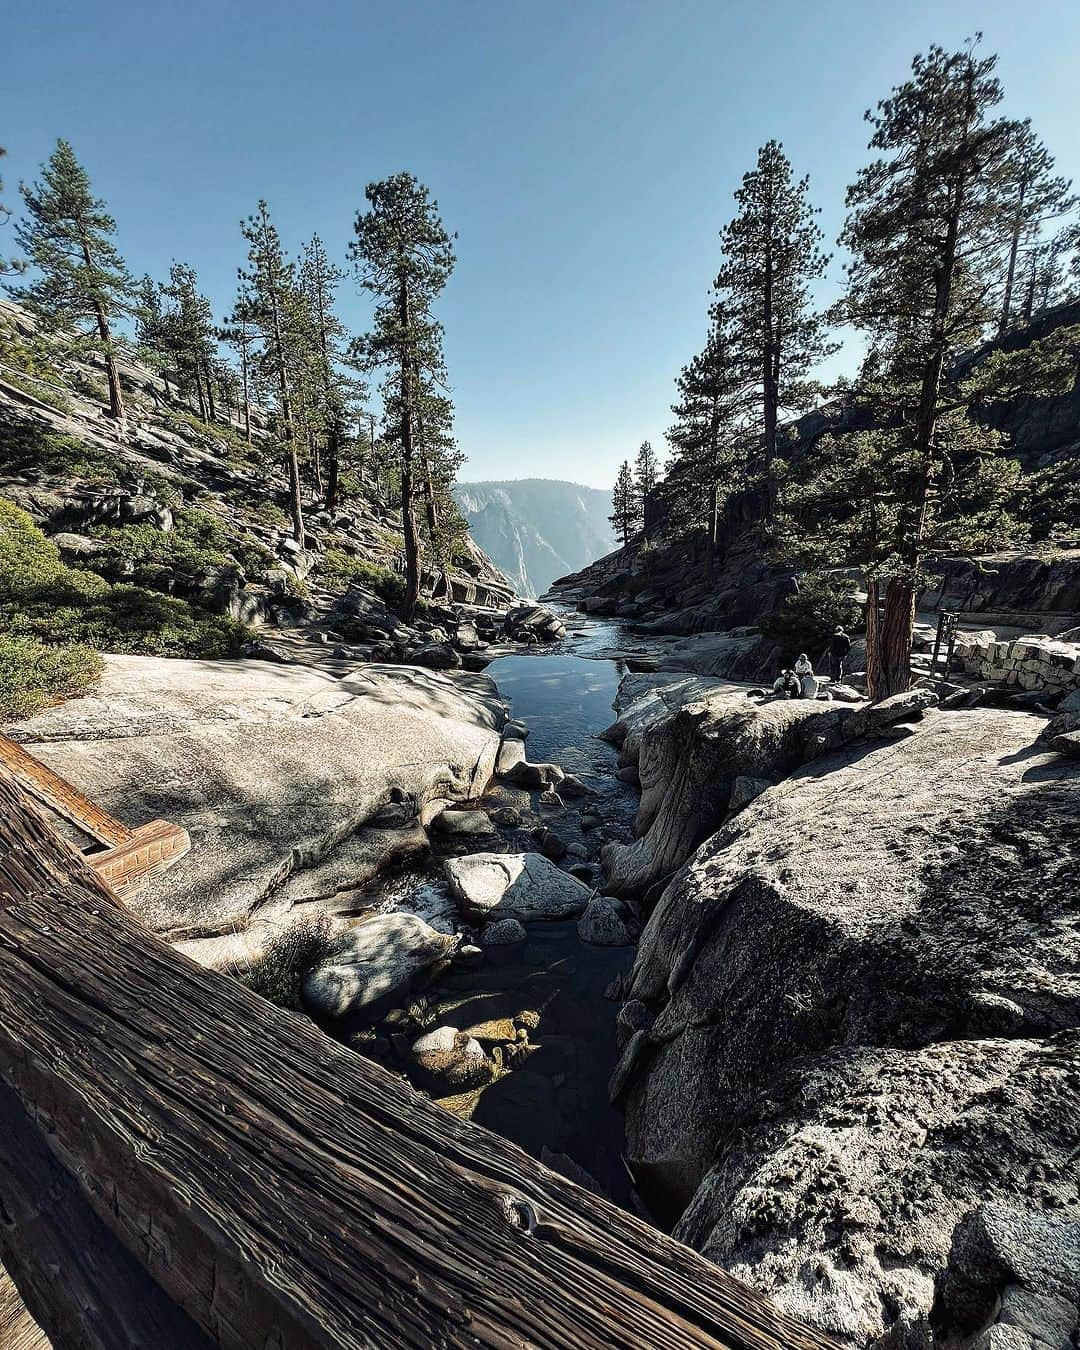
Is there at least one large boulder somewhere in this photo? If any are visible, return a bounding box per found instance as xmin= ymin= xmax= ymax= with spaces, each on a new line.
xmin=615 ymin=706 xmax=1080 ymax=1346
xmin=444 ymin=852 xmax=591 ymax=922
xmin=409 ymin=1025 xmax=493 ymax=1091
xmin=603 ymin=680 xmax=936 ymax=896
xmin=8 ymin=656 xmax=504 ymax=960
xmin=301 ymin=913 xmax=455 ymax=1017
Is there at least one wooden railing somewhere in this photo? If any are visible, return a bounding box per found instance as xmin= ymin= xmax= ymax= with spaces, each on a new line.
xmin=0 ymin=769 xmax=842 ymax=1350
xmin=0 ymin=732 xmax=190 ymax=897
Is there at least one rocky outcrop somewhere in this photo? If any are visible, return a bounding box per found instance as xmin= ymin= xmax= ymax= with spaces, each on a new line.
xmin=920 ymin=550 xmax=1080 ymax=619
xmin=7 ymin=654 xmax=505 ymax=958
xmin=613 ymin=705 xmax=1079 ymax=1347
xmin=952 ymin=630 xmax=1080 ymax=696
xmin=602 ymin=678 xmax=936 ymax=896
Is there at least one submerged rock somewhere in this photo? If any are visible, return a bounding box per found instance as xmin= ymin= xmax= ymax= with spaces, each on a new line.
xmin=431 ymin=808 xmax=495 ymax=836
xmin=445 ymin=852 xmax=591 ymax=922
xmin=410 ymin=1025 xmax=493 ymax=1090
xmin=504 ymin=760 xmax=566 ymax=788
xmin=301 ymin=913 xmax=455 ymax=1017
xmin=480 ymin=917 xmax=528 ymax=946
xmin=577 ymin=895 xmax=634 ymax=946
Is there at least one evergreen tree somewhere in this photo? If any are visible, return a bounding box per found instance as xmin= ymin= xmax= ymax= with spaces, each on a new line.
xmin=218 ymin=306 xmax=257 ymax=444
xmin=350 ymin=173 xmax=455 ymax=619
xmin=12 ymin=139 xmax=133 ymax=419
xmin=231 ymin=201 xmax=307 ymax=545
xmin=833 ymin=41 xmax=1033 ymax=697
xmin=634 ymin=440 xmax=659 ymax=503
xmin=997 ymin=120 xmax=1074 ymax=335
xmin=161 ymin=262 xmax=218 ymax=421
xmin=666 ymin=306 xmax=753 ymax=574
xmin=300 ymin=234 xmax=360 ymax=511
xmin=610 ymin=460 xmax=639 ymax=545
xmin=714 ymin=140 xmax=832 ymax=526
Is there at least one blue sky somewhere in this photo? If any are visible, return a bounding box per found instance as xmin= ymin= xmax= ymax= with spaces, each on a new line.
xmin=4 ymin=0 xmax=1079 ymax=489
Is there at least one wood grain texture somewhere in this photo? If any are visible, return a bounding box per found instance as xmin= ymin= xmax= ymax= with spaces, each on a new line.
xmin=0 ymin=769 xmax=844 ymax=1350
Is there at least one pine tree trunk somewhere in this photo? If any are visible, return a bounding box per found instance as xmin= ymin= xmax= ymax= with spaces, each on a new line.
xmin=877 ymin=577 xmax=915 ymax=698
xmin=241 ymin=346 xmax=251 ymax=445
xmin=864 ymin=577 xmax=882 ymax=701
xmin=325 ymin=421 xmax=340 ymax=512
xmin=999 ymin=217 xmax=1023 ymax=336
xmin=205 ymin=363 xmax=216 ymax=423
xmin=705 ymin=480 xmax=720 ymax=583
xmin=195 ymin=365 xmax=209 ymax=422
xmin=398 ymin=281 xmax=422 ymax=620
xmin=80 ymin=232 xmax=125 ymax=423
xmin=267 ymin=286 xmax=304 ymax=548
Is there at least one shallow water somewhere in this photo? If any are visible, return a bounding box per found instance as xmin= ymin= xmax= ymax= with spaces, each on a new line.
xmin=356 ymin=612 xmax=642 ymax=1203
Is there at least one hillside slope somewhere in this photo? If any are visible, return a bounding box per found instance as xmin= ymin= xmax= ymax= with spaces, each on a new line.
xmin=0 ymin=300 xmax=525 ymax=715
xmin=453 ymin=478 xmax=615 ymax=598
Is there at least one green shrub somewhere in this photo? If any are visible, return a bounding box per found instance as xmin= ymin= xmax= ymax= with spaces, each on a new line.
xmin=1 ymin=369 xmax=73 ymax=412
xmin=238 ymin=915 xmax=344 ymax=1010
xmin=0 ymin=421 xmax=122 ymax=486
xmin=322 ymin=548 xmax=408 ymax=608
xmin=759 ymin=573 xmax=863 ymax=661
xmin=89 ymin=506 xmax=272 ymax=580
xmin=0 ymin=633 xmax=103 ymax=720
xmin=0 ymin=498 xmax=251 ymax=663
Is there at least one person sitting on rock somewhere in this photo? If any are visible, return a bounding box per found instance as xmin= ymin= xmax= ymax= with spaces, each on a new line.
xmin=830 ymin=626 xmax=852 ymax=682
xmin=794 ymin=653 xmax=818 ymax=699
xmin=772 ymin=668 xmax=801 ymax=699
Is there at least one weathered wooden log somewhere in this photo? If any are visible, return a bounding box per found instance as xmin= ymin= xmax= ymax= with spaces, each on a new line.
xmin=0 ymin=770 xmax=843 ymax=1350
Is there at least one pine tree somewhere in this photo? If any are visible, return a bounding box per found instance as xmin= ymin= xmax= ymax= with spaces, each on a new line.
xmin=666 ymin=305 xmax=753 ymax=574
xmin=997 ymin=121 xmax=1074 ymax=335
xmin=300 ymin=234 xmax=361 ymax=512
xmin=714 ymin=140 xmax=832 ymax=526
xmin=13 ymin=139 xmax=133 ymax=419
xmin=634 ymin=440 xmax=658 ymax=502
xmin=350 ymin=173 xmax=455 ymax=620
xmin=610 ymin=460 xmax=639 ymax=545
xmin=835 ymin=41 xmax=1034 ymax=697
xmin=231 ymin=202 xmax=307 ymax=545
xmin=161 ymin=262 xmax=218 ymax=422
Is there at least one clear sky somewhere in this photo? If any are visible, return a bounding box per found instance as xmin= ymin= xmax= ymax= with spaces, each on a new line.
xmin=4 ymin=0 xmax=1079 ymax=489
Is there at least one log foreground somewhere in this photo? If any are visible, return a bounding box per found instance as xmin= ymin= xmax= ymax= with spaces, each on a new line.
xmin=0 ymin=770 xmax=841 ymax=1350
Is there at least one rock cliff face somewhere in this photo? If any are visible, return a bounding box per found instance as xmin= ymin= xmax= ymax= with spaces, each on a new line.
xmin=453 ymin=479 xmax=615 ymax=599
xmin=612 ymin=703 xmax=1080 ymax=1347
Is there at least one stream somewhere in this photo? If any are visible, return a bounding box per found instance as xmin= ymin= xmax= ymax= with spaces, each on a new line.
xmin=341 ymin=611 xmax=643 ymax=1204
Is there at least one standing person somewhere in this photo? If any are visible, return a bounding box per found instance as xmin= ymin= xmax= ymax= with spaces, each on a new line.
xmin=830 ymin=626 xmax=851 ymax=683
xmin=794 ymin=653 xmax=817 ymax=699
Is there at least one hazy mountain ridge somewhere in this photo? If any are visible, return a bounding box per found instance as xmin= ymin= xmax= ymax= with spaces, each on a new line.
xmin=453 ymin=478 xmax=615 ymax=599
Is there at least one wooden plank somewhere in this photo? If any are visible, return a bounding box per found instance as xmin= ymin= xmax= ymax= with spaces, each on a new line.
xmin=0 ymin=771 xmax=843 ymax=1350
xmin=0 ymin=730 xmax=133 ymax=847
xmin=88 ymin=817 xmax=192 ymax=897
xmin=0 ymin=1267 xmax=51 ymax=1350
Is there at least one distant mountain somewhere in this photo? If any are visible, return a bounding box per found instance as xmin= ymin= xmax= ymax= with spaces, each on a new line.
xmin=453 ymin=478 xmax=615 ymax=599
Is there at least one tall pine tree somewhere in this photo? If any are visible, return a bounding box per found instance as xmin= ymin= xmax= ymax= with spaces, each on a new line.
xmin=997 ymin=120 xmax=1074 ymax=335
xmin=13 ymin=139 xmax=133 ymax=420
xmin=714 ymin=140 xmax=832 ymax=526
xmin=610 ymin=460 xmax=639 ymax=545
xmin=350 ymin=173 xmax=455 ymax=620
xmin=231 ymin=202 xmax=307 ymax=546
xmin=835 ymin=41 xmax=1034 ymax=697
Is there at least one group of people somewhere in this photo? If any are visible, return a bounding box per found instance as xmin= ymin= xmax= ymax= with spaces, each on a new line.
xmin=772 ymin=627 xmax=852 ymax=700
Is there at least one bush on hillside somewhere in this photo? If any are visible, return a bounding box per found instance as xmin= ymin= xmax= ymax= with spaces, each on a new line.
xmin=0 ymin=420 xmax=124 ymax=486
xmin=0 ymin=633 xmax=103 ymax=720
xmin=89 ymin=506 xmax=273 ymax=579
xmin=0 ymin=498 xmax=250 ymax=668
xmin=322 ymin=548 xmax=412 ymax=610
xmin=759 ymin=573 xmax=863 ymax=662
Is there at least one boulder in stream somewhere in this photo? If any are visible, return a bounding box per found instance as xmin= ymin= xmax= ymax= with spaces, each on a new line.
xmin=300 ymin=913 xmax=455 ymax=1017
xmin=445 ymin=852 xmax=591 ymax=922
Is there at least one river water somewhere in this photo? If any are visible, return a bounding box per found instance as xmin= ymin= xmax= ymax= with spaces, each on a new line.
xmin=350 ymin=611 xmax=643 ymax=1203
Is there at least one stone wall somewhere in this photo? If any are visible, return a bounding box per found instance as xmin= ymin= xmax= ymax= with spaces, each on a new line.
xmin=952 ymin=631 xmax=1080 ymax=694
